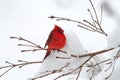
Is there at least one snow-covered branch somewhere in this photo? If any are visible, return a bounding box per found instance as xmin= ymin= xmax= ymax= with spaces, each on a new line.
xmin=1 ymin=0 xmax=120 ymax=80
xmin=0 ymin=36 xmax=120 ymax=80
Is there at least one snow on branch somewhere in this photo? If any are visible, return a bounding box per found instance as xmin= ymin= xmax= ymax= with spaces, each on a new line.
xmin=0 ymin=36 xmax=120 ymax=80
xmin=1 ymin=0 xmax=120 ymax=80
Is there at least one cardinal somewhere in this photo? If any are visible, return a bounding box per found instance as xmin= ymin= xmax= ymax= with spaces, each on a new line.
xmin=43 ymin=25 xmax=66 ymax=61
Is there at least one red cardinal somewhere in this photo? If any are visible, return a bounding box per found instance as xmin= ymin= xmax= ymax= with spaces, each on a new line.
xmin=43 ymin=25 xmax=66 ymax=61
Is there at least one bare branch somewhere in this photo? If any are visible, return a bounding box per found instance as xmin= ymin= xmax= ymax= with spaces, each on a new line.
xmin=71 ymin=48 xmax=115 ymax=58
xmin=30 ymin=63 xmax=70 ymax=80
xmin=77 ymin=25 xmax=96 ymax=32
xmin=100 ymin=5 xmax=103 ymax=26
xmin=8 ymin=35 xmax=120 ymax=80
xmin=18 ymin=44 xmax=37 ymax=48
xmin=1 ymin=0 xmax=119 ymax=79
xmin=0 ymin=61 xmax=43 ymax=77
xmin=54 ymin=56 xmax=93 ymax=80
xmin=10 ymin=36 xmax=42 ymax=48
xmin=89 ymin=0 xmax=99 ymax=24
xmin=75 ymin=68 xmax=82 ymax=80
xmin=0 ymin=67 xmax=14 ymax=77
xmin=90 ymin=67 xmax=95 ymax=80
xmin=87 ymin=9 xmax=97 ymax=30
xmin=56 ymin=56 xmax=71 ymax=59
xmin=10 ymin=36 xmax=67 ymax=54
xmin=48 ymin=0 xmax=107 ymax=36
xmin=105 ymin=49 xmax=120 ymax=79
xmin=49 ymin=16 xmax=94 ymax=30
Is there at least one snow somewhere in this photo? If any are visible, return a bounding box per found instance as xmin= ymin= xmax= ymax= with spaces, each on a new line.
xmin=0 ymin=0 xmax=120 ymax=80
xmin=32 ymin=29 xmax=87 ymax=80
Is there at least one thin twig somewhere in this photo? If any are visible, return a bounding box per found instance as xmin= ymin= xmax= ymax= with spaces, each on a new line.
xmin=48 ymin=0 xmax=107 ymax=36
xmin=10 ymin=36 xmax=42 ymax=48
xmin=21 ymin=48 xmax=46 ymax=52
xmin=10 ymin=36 xmax=67 ymax=54
xmin=77 ymin=25 xmax=96 ymax=32
xmin=87 ymin=9 xmax=97 ymax=29
xmin=54 ymin=56 xmax=93 ymax=80
xmin=90 ymin=67 xmax=95 ymax=80
xmin=89 ymin=0 xmax=99 ymax=25
xmin=72 ymin=48 xmax=115 ymax=58
xmin=18 ymin=44 xmax=37 ymax=48
xmin=87 ymin=59 xmax=111 ymax=71
xmin=83 ymin=19 xmax=96 ymax=29
xmin=105 ymin=63 xmax=115 ymax=80
xmin=105 ymin=49 xmax=120 ymax=79
xmin=0 ymin=61 xmax=43 ymax=77
xmin=30 ymin=63 xmax=70 ymax=80
xmin=100 ymin=5 xmax=103 ymax=26
xmin=56 ymin=56 xmax=71 ymax=59
xmin=49 ymin=16 xmax=95 ymax=30
xmin=0 ymin=67 xmax=14 ymax=77
xmin=75 ymin=68 xmax=82 ymax=80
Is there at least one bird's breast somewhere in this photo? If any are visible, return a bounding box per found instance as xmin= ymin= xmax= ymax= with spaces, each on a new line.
xmin=48 ymin=33 xmax=66 ymax=49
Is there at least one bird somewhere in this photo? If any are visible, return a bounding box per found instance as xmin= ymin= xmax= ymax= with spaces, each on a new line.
xmin=43 ymin=25 xmax=66 ymax=61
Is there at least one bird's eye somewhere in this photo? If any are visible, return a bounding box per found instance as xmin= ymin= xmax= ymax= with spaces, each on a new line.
xmin=58 ymin=29 xmax=63 ymax=34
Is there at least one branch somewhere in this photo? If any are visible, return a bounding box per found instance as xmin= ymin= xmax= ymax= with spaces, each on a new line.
xmin=9 ymin=36 xmax=120 ymax=80
xmin=58 ymin=48 xmax=114 ymax=58
xmin=10 ymin=36 xmax=67 ymax=54
xmin=77 ymin=48 xmax=114 ymax=57
xmin=0 ymin=60 xmax=43 ymax=77
xmin=105 ymin=48 xmax=120 ymax=79
xmin=54 ymin=56 xmax=93 ymax=80
xmin=30 ymin=63 xmax=70 ymax=80
xmin=75 ymin=68 xmax=82 ymax=80
xmin=48 ymin=0 xmax=107 ymax=36
xmin=10 ymin=36 xmax=41 ymax=48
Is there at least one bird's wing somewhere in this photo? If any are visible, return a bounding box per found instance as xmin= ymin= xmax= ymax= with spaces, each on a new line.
xmin=44 ymin=31 xmax=54 ymax=48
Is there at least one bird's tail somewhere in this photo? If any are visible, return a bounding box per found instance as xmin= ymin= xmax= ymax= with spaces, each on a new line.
xmin=43 ymin=49 xmax=51 ymax=61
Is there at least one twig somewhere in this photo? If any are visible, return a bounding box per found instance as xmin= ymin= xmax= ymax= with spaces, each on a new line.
xmin=56 ymin=56 xmax=71 ymax=59
xmin=21 ymin=49 xmax=43 ymax=52
xmin=90 ymin=67 xmax=95 ymax=80
xmin=87 ymin=9 xmax=97 ymax=30
xmin=72 ymin=48 xmax=115 ymax=58
xmin=0 ymin=61 xmax=43 ymax=77
xmin=49 ymin=16 xmax=94 ymax=30
xmin=77 ymin=25 xmax=96 ymax=32
xmin=100 ymin=5 xmax=103 ymax=26
xmin=30 ymin=63 xmax=70 ymax=80
xmin=89 ymin=0 xmax=107 ymax=36
xmin=105 ymin=48 xmax=120 ymax=79
xmin=89 ymin=0 xmax=99 ymax=24
xmin=56 ymin=47 xmax=115 ymax=59
xmin=105 ymin=63 xmax=115 ymax=80
xmin=83 ymin=19 xmax=96 ymax=30
xmin=10 ymin=36 xmax=67 ymax=54
xmin=10 ymin=37 xmax=41 ymax=48
xmin=87 ymin=58 xmax=111 ymax=72
xmin=75 ymin=68 xmax=82 ymax=80
xmin=54 ymin=56 xmax=93 ymax=80
xmin=18 ymin=44 xmax=37 ymax=48
xmin=49 ymin=0 xmax=107 ymax=36
xmin=0 ymin=67 xmax=14 ymax=77
xmin=9 ymin=36 xmax=120 ymax=80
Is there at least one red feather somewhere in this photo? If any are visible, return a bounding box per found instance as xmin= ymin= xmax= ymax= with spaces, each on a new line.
xmin=43 ymin=25 xmax=66 ymax=61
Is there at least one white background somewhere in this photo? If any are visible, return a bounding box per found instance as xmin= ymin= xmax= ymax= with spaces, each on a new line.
xmin=0 ymin=0 xmax=120 ymax=80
